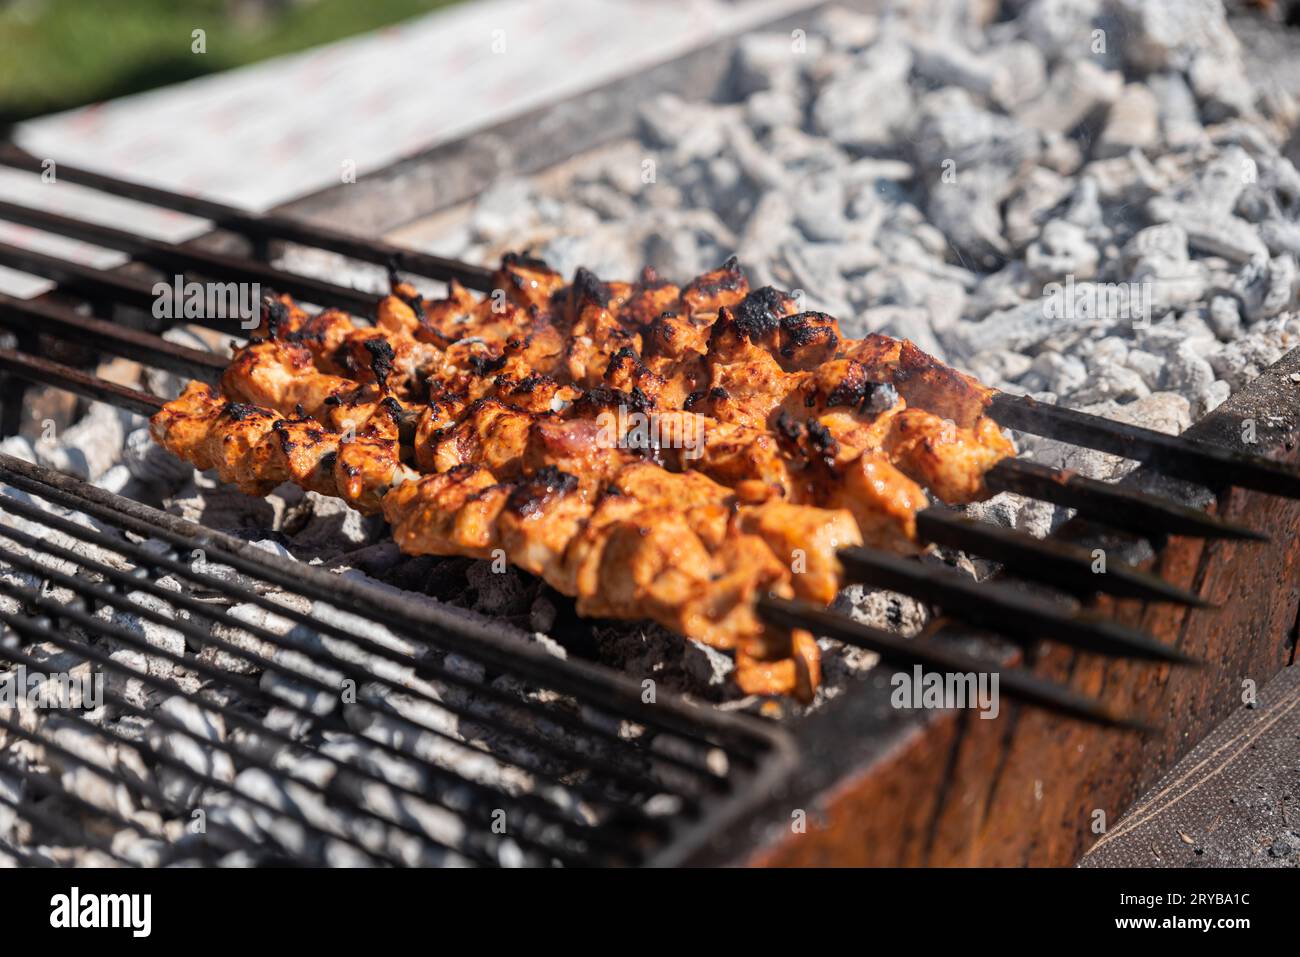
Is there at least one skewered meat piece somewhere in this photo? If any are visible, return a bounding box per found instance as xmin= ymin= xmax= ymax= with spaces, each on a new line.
xmin=153 ymin=386 xmax=858 ymax=698
xmin=154 ymin=253 xmax=1019 ymax=699
xmin=151 ymin=381 xmax=417 ymax=512
xmin=233 ymin=293 xmax=1008 ymax=514
xmin=220 ymin=261 xmax=1011 ymax=553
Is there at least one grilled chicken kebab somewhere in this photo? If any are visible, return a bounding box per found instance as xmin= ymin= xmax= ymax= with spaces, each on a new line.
xmin=152 ymin=255 xmax=1015 ymax=700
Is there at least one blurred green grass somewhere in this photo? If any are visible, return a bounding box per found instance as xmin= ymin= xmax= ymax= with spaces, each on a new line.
xmin=0 ymin=0 xmax=462 ymax=127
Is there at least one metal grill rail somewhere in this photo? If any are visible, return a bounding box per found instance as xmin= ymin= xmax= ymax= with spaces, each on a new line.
xmin=0 ymin=453 xmax=794 ymax=867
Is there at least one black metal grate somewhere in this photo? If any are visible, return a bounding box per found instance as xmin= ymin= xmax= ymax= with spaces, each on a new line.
xmin=0 ymin=453 xmax=794 ymax=867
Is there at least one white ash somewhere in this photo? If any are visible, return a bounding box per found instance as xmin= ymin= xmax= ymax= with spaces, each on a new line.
xmin=426 ymin=0 xmax=1298 ymax=434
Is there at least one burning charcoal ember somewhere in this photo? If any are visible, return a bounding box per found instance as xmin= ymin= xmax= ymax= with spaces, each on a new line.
xmin=1025 ymin=220 xmax=1101 ymax=282
xmin=1112 ymin=0 xmax=1244 ymax=75
xmin=813 ymin=35 xmax=915 ymax=152
xmin=33 ymin=402 xmax=135 ymax=484
xmin=259 ymin=644 xmax=345 ymax=718
xmin=463 ymin=561 xmax=532 ymax=617
xmin=0 ymin=435 xmax=35 ymax=465
xmin=1017 ymin=59 xmax=1125 ymax=134
xmin=43 ymin=719 xmax=153 ymax=822
xmin=0 ymin=770 xmax=19 ymax=841
xmin=284 ymin=492 xmax=382 ymax=555
xmin=166 ymin=476 xmax=280 ymax=530
xmin=732 ymin=32 xmax=824 ymax=97
xmin=147 ymin=697 xmax=235 ymax=809
xmin=202 ymin=597 xmax=309 ymax=674
xmin=124 ymin=425 xmax=194 ymax=487
xmin=103 ymin=590 xmax=190 ymax=679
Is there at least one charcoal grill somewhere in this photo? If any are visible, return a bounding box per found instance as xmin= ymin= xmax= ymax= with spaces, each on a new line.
xmin=0 ymin=450 xmax=798 ymax=867
xmin=0 ymin=136 xmax=1297 ymax=866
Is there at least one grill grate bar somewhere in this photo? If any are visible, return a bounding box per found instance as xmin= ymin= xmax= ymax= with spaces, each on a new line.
xmin=0 ymin=455 xmax=793 ymax=867
xmin=915 ymin=507 xmax=1211 ymax=607
xmin=0 ymin=760 xmax=144 ymax=867
xmin=838 ymin=548 xmax=1197 ymax=665
xmin=0 ymin=240 xmax=160 ymax=311
xmin=984 ymin=458 xmax=1267 ymax=541
xmin=0 ymin=501 xmax=706 ymax=810
xmin=990 ymin=392 xmax=1300 ymax=501
xmin=0 ymin=347 xmax=166 ymax=417
xmin=0 ymin=596 xmax=579 ymax=866
xmin=0 ymin=454 xmax=777 ymax=764
xmin=758 ymin=596 xmax=1150 ymax=730
xmin=0 ymin=571 xmax=639 ymax=866
xmin=0 ymin=831 xmax=58 ymax=868
xmin=0 ymin=293 xmax=227 ymax=382
xmin=0 ymin=458 xmax=745 ymax=779
xmin=0 ymin=198 xmax=382 ymax=315
xmin=0 ymin=635 xmax=411 ymax=866
xmin=0 ymin=703 xmax=273 ymax=862
xmin=0 ymin=144 xmax=496 ymax=291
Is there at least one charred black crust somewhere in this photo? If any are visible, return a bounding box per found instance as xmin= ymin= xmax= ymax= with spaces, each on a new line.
xmin=510 ymin=373 xmax=547 ymax=395
xmin=716 ymin=256 xmax=745 ymax=289
xmin=774 ymin=410 xmax=804 ymax=443
xmin=605 ymin=344 xmax=642 ymax=371
xmin=604 ymin=345 xmax=653 ymax=385
xmin=824 ymin=361 xmax=870 ymax=409
xmin=806 ymin=420 xmax=838 ymax=459
xmin=222 ymin=402 xmax=266 ymax=422
xmin=502 ymin=251 xmax=558 ymax=274
xmin=399 ymin=290 xmax=425 ymax=318
xmin=572 ymin=267 xmax=611 ymax=308
xmin=319 ymin=451 xmax=338 ymax=473
xmin=627 ymin=386 xmax=653 ymax=414
xmin=574 ymin=384 xmax=652 ymax=415
xmin=363 ymin=338 xmax=397 ymax=390
xmin=733 ymin=286 xmax=792 ymax=342
xmin=822 ymin=362 xmax=898 ymax=414
xmin=779 ymin=312 xmax=838 ymax=355
xmin=680 ymin=386 xmax=725 ymax=413
xmin=507 ymin=465 xmax=579 ymax=516
xmin=686 ymin=257 xmax=747 ymax=299
xmin=263 ymin=299 xmax=291 ymax=339
xmin=468 ymin=353 xmax=508 ymax=378
xmin=271 ymin=419 xmax=293 ymax=449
